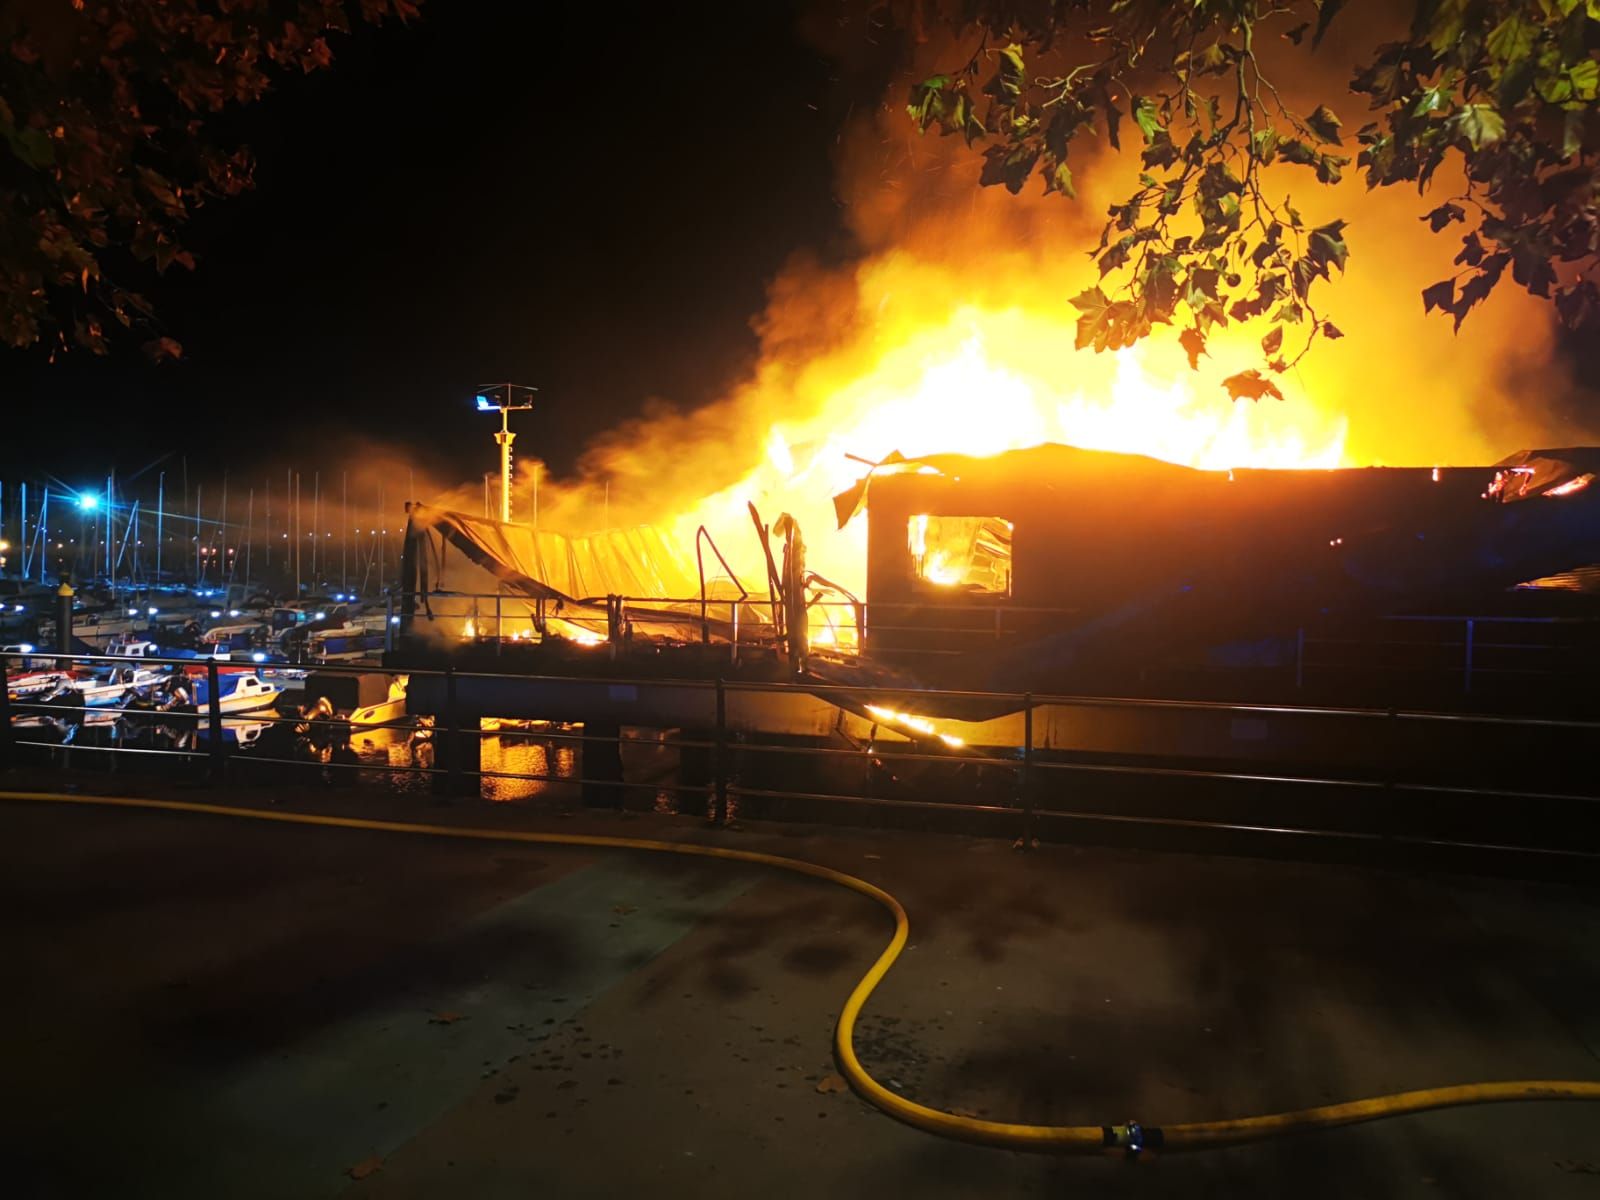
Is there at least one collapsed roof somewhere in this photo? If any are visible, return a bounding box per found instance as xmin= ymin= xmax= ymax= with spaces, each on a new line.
xmin=403 ymin=504 xmax=699 ymax=604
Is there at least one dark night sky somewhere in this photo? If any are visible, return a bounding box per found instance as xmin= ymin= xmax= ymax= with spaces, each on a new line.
xmin=0 ymin=1 xmax=880 ymax=486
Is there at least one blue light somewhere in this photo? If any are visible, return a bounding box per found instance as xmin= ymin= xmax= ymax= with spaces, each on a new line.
xmin=313 ymin=611 xmax=326 ymax=621
xmin=251 ymin=652 xmax=267 ymax=663
xmin=229 ymin=609 xmax=240 ymax=617
xmin=210 ymin=610 xmax=221 ymax=618
xmin=476 ymin=396 xmax=494 ymax=411
xmin=77 ymin=493 xmax=98 ymax=511
xmin=127 ymin=607 xmax=138 ymax=616
xmin=146 ymin=606 xmax=158 ymax=616
xmin=18 ymin=643 xmax=33 ymax=654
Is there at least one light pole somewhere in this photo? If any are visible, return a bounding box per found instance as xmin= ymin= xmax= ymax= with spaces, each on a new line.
xmin=474 ymin=383 xmax=536 ymax=524
xmin=76 ymin=490 xmax=98 ymax=581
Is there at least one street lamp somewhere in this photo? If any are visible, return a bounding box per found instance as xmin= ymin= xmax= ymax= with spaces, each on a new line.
xmin=473 ymin=383 xmax=536 ymax=524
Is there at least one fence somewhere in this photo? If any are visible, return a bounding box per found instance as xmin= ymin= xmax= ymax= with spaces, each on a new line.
xmin=402 ymin=590 xmax=1600 ymax=698
xmin=5 ymin=647 xmax=1600 ymax=874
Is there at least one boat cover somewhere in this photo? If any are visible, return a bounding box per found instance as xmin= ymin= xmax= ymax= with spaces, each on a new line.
xmin=405 ymin=504 xmax=699 ymax=604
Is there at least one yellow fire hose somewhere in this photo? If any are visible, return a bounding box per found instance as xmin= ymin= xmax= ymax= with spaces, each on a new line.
xmin=6 ymin=788 xmax=1599 ymax=1155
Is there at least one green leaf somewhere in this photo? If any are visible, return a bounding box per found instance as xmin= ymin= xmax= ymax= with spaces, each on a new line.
xmin=1278 ymin=139 xmax=1318 ymax=165
xmin=1315 ymin=152 xmax=1349 ymax=184
xmin=1141 ymin=130 xmax=1181 ymax=169
xmin=1191 ymin=41 xmax=1230 ymax=75
xmin=1101 ymin=89 xmax=1122 ymax=150
xmin=979 ymin=143 xmax=1039 ymax=194
xmin=1424 ymin=202 xmax=1466 ymax=231
xmin=986 ymin=44 xmax=1027 ymax=103
xmin=2 ymin=122 xmax=55 ymax=168
xmin=1098 ymin=235 xmax=1134 ymax=276
xmin=950 ymin=93 xmax=984 ymax=145
xmin=1309 ymin=220 xmax=1349 ymax=273
xmin=1451 ymin=253 xmax=1510 ymax=329
xmin=1455 ymin=232 xmax=1486 ymax=266
xmin=1449 ymin=104 xmax=1507 ymax=150
xmin=1313 ymin=0 xmax=1347 ymax=48
xmin=1485 ymin=14 xmax=1536 ymax=67
xmin=1425 ymin=0 xmax=1471 ymax=54
xmin=1185 ymin=266 xmax=1221 ymax=306
xmin=1070 ymin=287 xmax=1140 ymax=353
xmin=1562 ymin=108 xmax=1587 ymax=159
xmin=1413 ymin=87 xmax=1447 ymax=117
xmin=1306 ymin=105 xmax=1343 ymax=144
xmin=1421 ymin=278 xmax=1455 ymax=314
xmin=1131 ymin=95 xmax=1163 ymax=143
xmin=1568 ymin=58 xmax=1600 ymax=102
xmin=907 ymin=75 xmax=952 ymax=129
xmin=1070 ymin=285 xmax=1109 ymax=314
xmin=1222 ymin=368 xmax=1285 ymax=402
xmin=1047 ymin=159 xmax=1076 ymax=199
xmin=1179 ymin=327 xmax=1207 ymax=370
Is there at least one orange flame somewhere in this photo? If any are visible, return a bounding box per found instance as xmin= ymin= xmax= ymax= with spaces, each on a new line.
xmin=503 ymin=57 xmax=1588 ymax=601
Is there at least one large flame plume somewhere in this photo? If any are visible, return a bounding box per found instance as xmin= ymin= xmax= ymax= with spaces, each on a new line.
xmin=498 ymin=40 xmax=1592 ymax=595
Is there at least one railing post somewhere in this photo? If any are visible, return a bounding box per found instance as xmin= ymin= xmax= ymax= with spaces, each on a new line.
xmin=206 ymin=656 xmax=225 ymax=784
xmin=730 ymin=600 xmax=739 ymax=666
xmin=495 ymin=592 xmax=503 ymax=655
xmin=0 ymin=654 xmax=13 ymax=771
xmin=444 ymin=665 xmax=461 ymax=799
xmin=384 ymin=593 xmax=395 ymax=652
xmin=713 ymin=677 xmax=728 ymax=826
xmin=1017 ymin=693 xmax=1036 ymax=850
xmin=1463 ymin=618 xmax=1475 ymax=693
xmin=1295 ymin=626 xmax=1305 ymax=690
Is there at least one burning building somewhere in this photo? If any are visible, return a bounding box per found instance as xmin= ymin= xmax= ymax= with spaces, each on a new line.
xmin=847 ymin=444 xmax=1600 ymax=694
xmin=399 ymin=441 xmax=1600 ymax=705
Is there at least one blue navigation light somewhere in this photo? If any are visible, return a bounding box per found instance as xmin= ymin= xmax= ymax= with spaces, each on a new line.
xmin=476 ymin=396 xmax=494 ymax=411
xmin=251 ymin=652 xmax=267 ymax=663
xmin=77 ymin=493 xmax=98 ymax=511
xmin=18 ymin=643 xmax=33 ymax=654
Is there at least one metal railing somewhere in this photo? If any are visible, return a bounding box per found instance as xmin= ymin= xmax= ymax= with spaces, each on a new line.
xmin=5 ymin=647 xmax=1600 ymax=871
xmin=399 ymin=591 xmax=1600 ymax=694
xmin=1296 ymin=614 xmax=1600 ymax=692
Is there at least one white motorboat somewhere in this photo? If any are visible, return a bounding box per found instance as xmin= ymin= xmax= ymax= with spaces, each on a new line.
xmin=300 ymin=670 xmax=406 ymax=727
xmin=69 ymin=665 xmax=172 ymax=707
xmin=350 ymin=675 xmax=408 ymax=727
xmin=184 ymin=671 xmax=282 ymax=714
xmin=6 ymin=668 xmax=74 ymax=701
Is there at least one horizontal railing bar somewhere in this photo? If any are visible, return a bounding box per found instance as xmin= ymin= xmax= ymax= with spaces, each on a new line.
xmin=10 ymin=649 xmax=1600 ymax=731
xmin=1027 ymin=806 xmax=1600 ymax=861
xmin=9 ymin=738 xmax=202 ymax=760
xmin=730 ymin=785 xmax=1021 ymax=816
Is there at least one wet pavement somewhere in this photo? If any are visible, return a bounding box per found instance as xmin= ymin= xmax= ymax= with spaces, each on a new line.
xmin=3 ymin=774 xmax=1599 ymax=1198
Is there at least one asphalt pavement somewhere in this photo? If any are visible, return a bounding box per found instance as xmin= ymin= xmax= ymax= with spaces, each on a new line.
xmin=3 ymin=776 xmax=1599 ymax=1198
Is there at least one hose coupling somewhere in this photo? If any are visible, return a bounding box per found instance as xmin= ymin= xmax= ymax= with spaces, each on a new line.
xmin=1104 ymin=1120 xmax=1162 ymax=1157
